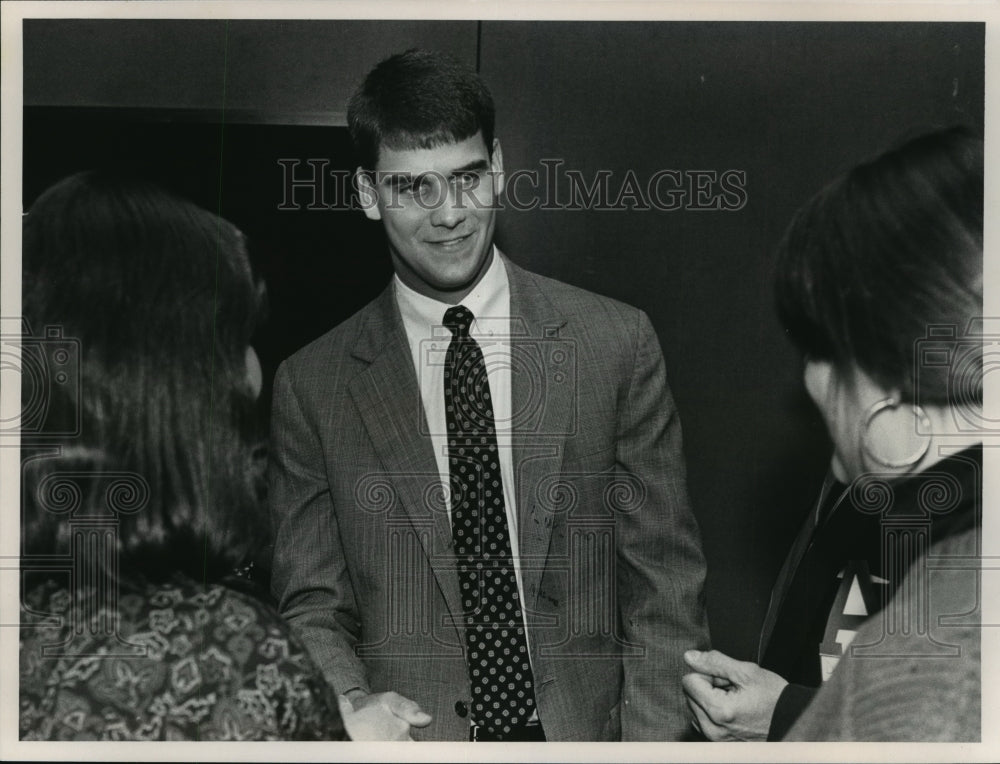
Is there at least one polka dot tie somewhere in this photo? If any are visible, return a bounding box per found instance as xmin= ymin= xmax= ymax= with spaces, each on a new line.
xmin=443 ymin=305 xmax=536 ymax=737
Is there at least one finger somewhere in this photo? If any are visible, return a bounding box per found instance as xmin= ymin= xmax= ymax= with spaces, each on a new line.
xmin=684 ymin=649 xmax=744 ymax=684
xmin=681 ymin=671 xmax=719 ymax=707
xmin=711 ymin=674 xmax=735 ymax=689
xmin=685 ymin=695 xmax=703 ymax=734
xmin=683 ymin=673 xmax=734 ymax=730
xmin=383 ymin=693 xmax=433 ymax=726
xmin=341 ymin=705 xmax=410 ymax=741
xmin=409 ymin=711 xmax=433 ymax=727
xmin=683 ymin=668 xmax=734 ymax=691
xmin=687 ymin=694 xmax=727 ymax=742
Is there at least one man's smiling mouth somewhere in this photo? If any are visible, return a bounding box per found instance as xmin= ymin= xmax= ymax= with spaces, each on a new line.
xmin=428 ymin=233 xmax=473 ymax=248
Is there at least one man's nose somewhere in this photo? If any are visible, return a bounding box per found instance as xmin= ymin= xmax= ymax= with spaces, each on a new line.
xmin=429 ymin=182 xmax=467 ymax=228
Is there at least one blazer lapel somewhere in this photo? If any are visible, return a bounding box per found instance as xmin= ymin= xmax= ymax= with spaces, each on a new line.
xmin=502 ymin=255 xmax=573 ymax=613
xmin=347 ymin=285 xmax=464 ymax=627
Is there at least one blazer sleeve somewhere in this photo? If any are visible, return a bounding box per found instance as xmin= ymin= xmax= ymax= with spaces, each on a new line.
xmin=615 ymin=309 xmax=711 ymax=741
xmin=269 ymin=360 xmax=369 ymax=695
xmin=767 ymin=683 xmax=817 ymax=740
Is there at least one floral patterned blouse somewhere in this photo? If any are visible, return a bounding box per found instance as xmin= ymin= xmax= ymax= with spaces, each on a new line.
xmin=19 ymin=574 xmax=347 ymax=741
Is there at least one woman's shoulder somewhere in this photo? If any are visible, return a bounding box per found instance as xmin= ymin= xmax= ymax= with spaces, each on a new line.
xmin=20 ymin=574 xmax=346 ymax=741
xmin=785 ymin=527 xmax=980 ymax=741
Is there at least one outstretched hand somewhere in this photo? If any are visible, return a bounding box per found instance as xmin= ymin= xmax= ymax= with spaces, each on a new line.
xmin=681 ymin=649 xmax=787 ymax=741
xmin=338 ymin=690 xmax=433 ymax=741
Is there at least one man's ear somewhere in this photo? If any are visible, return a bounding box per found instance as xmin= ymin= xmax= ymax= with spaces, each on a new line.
xmin=490 ymin=139 xmax=505 ymax=196
xmin=355 ymin=168 xmax=382 ymax=221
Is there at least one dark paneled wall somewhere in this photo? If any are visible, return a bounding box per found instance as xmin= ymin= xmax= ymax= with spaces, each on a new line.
xmin=22 ymin=20 xmax=984 ymax=660
xmin=25 ymin=19 xmax=478 ymax=122
xmin=481 ymin=21 xmax=984 ymax=656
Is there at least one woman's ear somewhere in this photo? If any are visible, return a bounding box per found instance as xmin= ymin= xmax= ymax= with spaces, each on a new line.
xmin=802 ymin=358 xmax=836 ymax=416
xmin=803 ymin=358 xmax=854 ymax=481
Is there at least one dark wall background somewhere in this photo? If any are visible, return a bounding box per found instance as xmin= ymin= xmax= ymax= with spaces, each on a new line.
xmin=22 ymin=19 xmax=984 ymax=661
xmin=480 ymin=21 xmax=984 ymax=658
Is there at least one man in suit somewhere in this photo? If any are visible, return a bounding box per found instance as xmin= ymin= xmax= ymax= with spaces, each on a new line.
xmin=269 ymin=48 xmax=709 ymax=741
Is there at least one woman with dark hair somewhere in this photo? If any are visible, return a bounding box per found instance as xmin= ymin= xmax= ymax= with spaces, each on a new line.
xmin=682 ymin=126 xmax=982 ymax=742
xmin=19 ymin=172 xmax=347 ymax=740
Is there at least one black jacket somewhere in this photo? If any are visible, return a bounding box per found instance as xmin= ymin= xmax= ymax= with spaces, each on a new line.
xmin=758 ymin=445 xmax=981 ymax=739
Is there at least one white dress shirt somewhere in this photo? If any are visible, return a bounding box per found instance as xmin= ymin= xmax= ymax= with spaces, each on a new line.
xmin=394 ymin=249 xmax=524 ymax=556
xmin=393 ymin=250 xmax=535 ymax=651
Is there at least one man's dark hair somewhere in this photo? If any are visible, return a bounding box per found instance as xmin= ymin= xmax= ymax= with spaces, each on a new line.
xmin=775 ymin=125 xmax=983 ymax=405
xmin=347 ymin=48 xmax=496 ymax=170
xmin=21 ymin=171 xmax=269 ymax=584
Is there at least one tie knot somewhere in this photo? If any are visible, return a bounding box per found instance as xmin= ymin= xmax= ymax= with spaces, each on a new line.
xmin=443 ymin=305 xmax=474 ymax=336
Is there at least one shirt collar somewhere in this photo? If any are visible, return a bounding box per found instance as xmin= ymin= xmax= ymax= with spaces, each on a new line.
xmin=393 ymin=246 xmax=509 ymax=337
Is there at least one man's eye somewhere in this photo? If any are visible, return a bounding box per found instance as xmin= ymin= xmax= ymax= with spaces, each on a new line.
xmin=456 ymin=173 xmax=480 ymax=190
xmin=393 ymin=177 xmax=426 ymax=196
xmin=398 ymin=176 xmax=433 ymax=199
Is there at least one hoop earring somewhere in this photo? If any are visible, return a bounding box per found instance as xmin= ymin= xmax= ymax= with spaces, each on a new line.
xmin=860 ymin=396 xmax=932 ymax=470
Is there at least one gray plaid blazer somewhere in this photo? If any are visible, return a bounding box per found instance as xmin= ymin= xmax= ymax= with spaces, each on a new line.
xmin=269 ymin=253 xmax=709 ymax=740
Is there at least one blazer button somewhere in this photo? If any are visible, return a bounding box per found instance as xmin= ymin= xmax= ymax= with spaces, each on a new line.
xmin=454 ymin=700 xmax=468 ymax=718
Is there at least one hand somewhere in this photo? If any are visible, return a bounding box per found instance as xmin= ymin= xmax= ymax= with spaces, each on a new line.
xmin=337 ymin=690 xmax=433 ymax=741
xmin=681 ymin=649 xmax=787 ymax=741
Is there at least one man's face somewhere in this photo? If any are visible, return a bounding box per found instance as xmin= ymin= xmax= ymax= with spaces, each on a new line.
xmin=359 ymin=132 xmax=504 ymax=304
